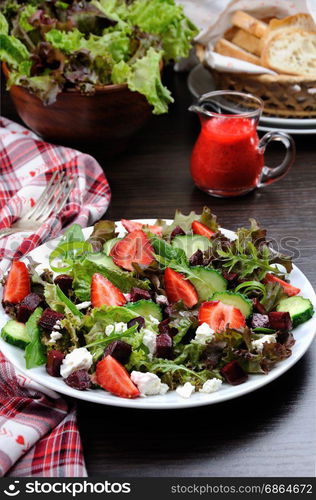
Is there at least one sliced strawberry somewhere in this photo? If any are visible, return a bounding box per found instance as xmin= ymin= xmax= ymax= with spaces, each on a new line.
xmin=192 ymin=221 xmax=215 ymax=239
xmin=198 ymin=301 xmax=246 ymax=331
xmin=96 ymin=355 xmax=140 ymax=399
xmin=264 ymin=273 xmax=300 ymax=297
xmin=110 ymin=229 xmax=154 ymax=271
xmin=164 ymin=267 xmax=198 ymax=308
xmin=3 ymin=261 xmax=30 ymax=303
xmin=91 ymin=273 xmax=126 ymax=308
xmin=121 ymin=219 xmax=162 ymax=236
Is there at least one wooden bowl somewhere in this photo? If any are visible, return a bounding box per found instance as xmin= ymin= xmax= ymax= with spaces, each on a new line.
xmin=2 ymin=63 xmax=152 ymax=155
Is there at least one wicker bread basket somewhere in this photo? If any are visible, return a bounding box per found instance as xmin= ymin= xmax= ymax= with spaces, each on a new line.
xmin=196 ymin=45 xmax=316 ymax=118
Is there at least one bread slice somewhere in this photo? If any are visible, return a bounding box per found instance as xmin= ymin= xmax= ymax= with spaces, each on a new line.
xmin=261 ymin=29 xmax=316 ymax=76
xmin=231 ymin=10 xmax=268 ymax=38
xmin=215 ymin=38 xmax=261 ymax=65
xmin=268 ymin=13 xmax=316 ymax=33
xmin=231 ymin=28 xmax=262 ymax=56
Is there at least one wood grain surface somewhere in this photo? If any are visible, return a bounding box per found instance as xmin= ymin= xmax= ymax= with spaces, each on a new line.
xmin=1 ymin=67 xmax=315 ymax=477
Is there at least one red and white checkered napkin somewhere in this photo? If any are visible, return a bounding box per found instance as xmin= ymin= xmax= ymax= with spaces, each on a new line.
xmin=0 ymin=116 xmax=111 ymax=275
xmin=0 ymin=116 xmax=111 ymax=476
xmin=0 ymin=353 xmax=87 ymax=477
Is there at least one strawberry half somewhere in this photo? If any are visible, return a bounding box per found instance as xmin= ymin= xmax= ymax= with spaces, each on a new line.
xmin=3 ymin=261 xmax=30 ymax=303
xmin=96 ymin=355 xmax=140 ymax=399
xmin=91 ymin=273 xmax=126 ymax=308
xmin=199 ymin=301 xmax=246 ymax=331
xmin=263 ymin=273 xmax=300 ymax=297
xmin=110 ymin=229 xmax=154 ymax=271
xmin=164 ymin=267 xmax=198 ymax=308
xmin=192 ymin=221 xmax=215 ymax=239
xmin=121 ymin=219 xmax=162 ymax=236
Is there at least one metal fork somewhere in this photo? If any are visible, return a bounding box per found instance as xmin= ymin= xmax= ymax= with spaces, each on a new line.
xmin=0 ymin=172 xmax=76 ymax=239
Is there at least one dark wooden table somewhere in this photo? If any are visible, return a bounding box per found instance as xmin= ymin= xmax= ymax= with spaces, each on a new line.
xmin=2 ymin=68 xmax=316 ymax=477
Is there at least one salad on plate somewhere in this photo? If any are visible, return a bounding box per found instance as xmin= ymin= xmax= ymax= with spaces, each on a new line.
xmin=1 ymin=208 xmax=314 ymax=400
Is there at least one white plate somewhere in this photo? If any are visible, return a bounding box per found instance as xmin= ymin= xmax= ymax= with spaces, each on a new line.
xmin=0 ymin=220 xmax=315 ymax=410
xmin=188 ymin=64 xmax=316 ymax=130
xmin=257 ymin=125 xmax=316 ymax=135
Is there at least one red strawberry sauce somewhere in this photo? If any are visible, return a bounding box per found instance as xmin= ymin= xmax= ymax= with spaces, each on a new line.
xmin=190 ymin=116 xmax=264 ymax=194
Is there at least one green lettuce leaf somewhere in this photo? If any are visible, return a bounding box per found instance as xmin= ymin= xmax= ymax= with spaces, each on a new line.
xmin=72 ymin=259 xmax=151 ymax=300
xmin=0 ymin=12 xmax=9 ymax=34
xmin=0 ymin=33 xmax=29 ymax=69
xmin=11 ymin=74 xmax=61 ymax=105
xmin=127 ymin=0 xmax=198 ymax=61
xmin=91 ymin=0 xmax=128 ymax=28
xmin=18 ymin=4 xmax=37 ymax=32
xmin=45 ymin=28 xmax=84 ymax=53
xmin=85 ymin=30 xmax=131 ymax=63
xmin=24 ymin=307 xmax=46 ymax=369
xmin=126 ymin=47 xmax=173 ymax=115
xmin=44 ymin=283 xmax=83 ymax=318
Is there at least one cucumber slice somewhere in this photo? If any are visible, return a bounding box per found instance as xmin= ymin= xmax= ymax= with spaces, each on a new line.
xmin=189 ymin=267 xmax=227 ymax=301
xmin=172 ymin=235 xmax=210 ymax=259
xmin=125 ymin=300 xmax=162 ymax=322
xmin=1 ymin=319 xmax=31 ymax=349
xmin=212 ymin=291 xmax=253 ymax=318
xmin=103 ymin=238 xmax=121 ymax=256
xmin=86 ymin=253 xmax=121 ymax=271
xmin=276 ymin=296 xmax=314 ymax=327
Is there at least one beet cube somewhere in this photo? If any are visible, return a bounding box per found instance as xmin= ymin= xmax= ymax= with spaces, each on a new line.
xmin=103 ymin=340 xmax=132 ymax=365
xmin=158 ymin=318 xmax=177 ymax=337
xmin=252 ymin=298 xmax=268 ymax=315
xmin=46 ymin=350 xmax=65 ymax=377
xmin=251 ymin=313 xmax=270 ymax=329
xmin=220 ymin=360 xmax=248 ymax=385
xmin=127 ymin=316 xmax=145 ymax=331
xmin=16 ymin=293 xmax=43 ymax=323
xmin=222 ymin=271 xmax=238 ymax=282
xmin=39 ymin=308 xmax=65 ymax=331
xmin=268 ymin=311 xmax=292 ymax=331
xmin=64 ymin=369 xmax=91 ymax=390
xmin=170 ymin=226 xmax=185 ymax=240
xmin=54 ymin=274 xmax=73 ymax=297
xmin=130 ymin=287 xmax=151 ymax=302
xmin=156 ymin=333 xmax=173 ymax=359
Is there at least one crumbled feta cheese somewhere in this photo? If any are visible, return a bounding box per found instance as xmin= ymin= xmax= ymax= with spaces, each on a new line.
xmin=48 ymin=330 xmax=63 ymax=344
xmin=131 ymin=371 xmax=163 ymax=396
xmin=193 ymin=322 xmax=215 ymax=345
xmin=76 ymin=301 xmax=91 ymax=310
xmin=53 ymin=319 xmax=62 ymax=331
xmin=115 ymin=322 xmax=128 ymax=333
xmin=199 ymin=378 xmax=222 ymax=394
xmin=60 ymin=347 xmax=93 ymax=379
xmin=105 ymin=324 xmax=115 ymax=336
xmin=251 ymin=334 xmax=277 ymax=353
xmin=105 ymin=322 xmax=128 ymax=336
xmin=159 ymin=383 xmax=169 ymax=395
xmin=176 ymin=382 xmax=195 ymax=399
xmin=149 ymin=314 xmax=159 ymax=325
xmin=142 ymin=328 xmax=157 ymax=359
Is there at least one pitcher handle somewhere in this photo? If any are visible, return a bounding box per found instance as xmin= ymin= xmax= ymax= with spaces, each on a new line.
xmin=257 ymin=131 xmax=296 ymax=188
